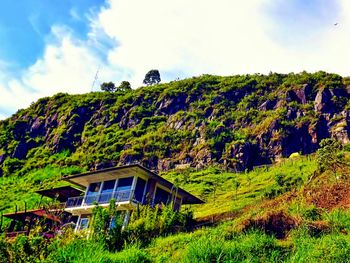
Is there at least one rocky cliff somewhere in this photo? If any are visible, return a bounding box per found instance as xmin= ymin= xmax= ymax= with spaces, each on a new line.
xmin=1 ymin=71 xmax=350 ymax=176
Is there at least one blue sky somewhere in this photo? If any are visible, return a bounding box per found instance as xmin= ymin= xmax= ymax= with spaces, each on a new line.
xmin=0 ymin=0 xmax=348 ymax=119
xmin=0 ymin=0 xmax=104 ymax=68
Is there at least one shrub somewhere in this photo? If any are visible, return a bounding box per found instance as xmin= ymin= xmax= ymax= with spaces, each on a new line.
xmin=46 ymin=238 xmax=110 ymax=263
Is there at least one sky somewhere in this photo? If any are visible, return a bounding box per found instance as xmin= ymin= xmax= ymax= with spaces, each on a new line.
xmin=0 ymin=0 xmax=349 ymax=119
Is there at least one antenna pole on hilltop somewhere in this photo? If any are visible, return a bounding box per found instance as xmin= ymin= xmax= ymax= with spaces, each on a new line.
xmin=91 ymin=66 xmax=100 ymax=92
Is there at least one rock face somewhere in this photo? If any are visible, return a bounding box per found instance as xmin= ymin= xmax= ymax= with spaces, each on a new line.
xmin=295 ymin=84 xmax=313 ymax=104
xmin=156 ymin=93 xmax=187 ymax=115
xmin=0 ymin=72 xmax=349 ymax=173
xmin=314 ymin=88 xmax=335 ymax=113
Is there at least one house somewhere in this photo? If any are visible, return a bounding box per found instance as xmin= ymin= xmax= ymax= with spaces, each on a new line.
xmin=62 ymin=164 xmax=204 ymax=231
xmin=1 ymin=164 xmax=204 ymax=235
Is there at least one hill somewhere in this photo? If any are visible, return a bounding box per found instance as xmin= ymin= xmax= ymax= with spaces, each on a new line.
xmin=1 ymin=71 xmax=350 ymax=174
xmin=1 ymin=71 xmax=350 ymax=213
xmin=0 ymin=70 xmax=350 ymax=261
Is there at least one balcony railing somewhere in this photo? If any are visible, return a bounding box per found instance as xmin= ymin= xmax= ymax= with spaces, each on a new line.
xmin=66 ymin=190 xmax=135 ymax=208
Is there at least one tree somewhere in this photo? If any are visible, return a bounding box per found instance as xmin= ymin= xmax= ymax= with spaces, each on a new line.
xmin=100 ymin=82 xmax=116 ymax=92
xmin=316 ymin=138 xmax=347 ymax=179
xmin=143 ymin=70 xmax=161 ymax=86
xmin=116 ymin=81 xmax=132 ymax=92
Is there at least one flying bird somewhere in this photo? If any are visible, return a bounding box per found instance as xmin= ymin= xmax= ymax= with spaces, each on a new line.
xmin=334 ymin=23 xmax=338 ymax=26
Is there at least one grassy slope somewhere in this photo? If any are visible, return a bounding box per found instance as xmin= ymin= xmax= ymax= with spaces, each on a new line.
xmin=121 ymin=156 xmax=350 ymax=262
xmin=2 ymin=155 xmax=350 ymax=262
xmin=49 ymin=155 xmax=347 ymax=262
xmin=162 ymin=156 xmax=317 ymax=218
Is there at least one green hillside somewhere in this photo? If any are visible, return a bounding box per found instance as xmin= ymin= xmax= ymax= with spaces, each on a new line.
xmin=0 ymin=72 xmax=350 ymax=262
xmin=1 ymin=154 xmax=350 ymax=262
xmin=1 ymin=71 xmax=350 ymax=212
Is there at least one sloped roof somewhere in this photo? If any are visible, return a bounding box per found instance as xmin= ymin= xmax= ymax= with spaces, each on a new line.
xmin=62 ymin=164 xmax=204 ymax=204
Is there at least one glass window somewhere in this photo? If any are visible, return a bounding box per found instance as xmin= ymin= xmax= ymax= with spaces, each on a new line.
xmin=85 ymin=182 xmax=101 ymax=204
xmin=154 ymin=187 xmax=171 ymax=205
xmin=99 ymin=180 xmax=116 ymax=203
xmin=134 ymin=177 xmax=146 ymax=202
xmin=87 ymin=182 xmax=101 ymax=195
xmin=116 ymin=177 xmax=133 ymax=192
xmin=101 ymin=180 xmax=115 ymax=194
xmin=109 ymin=212 xmax=123 ymax=229
xmin=79 ymin=218 xmax=89 ymax=230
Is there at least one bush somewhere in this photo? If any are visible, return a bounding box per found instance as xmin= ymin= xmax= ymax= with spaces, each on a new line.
xmin=46 ymin=238 xmax=110 ymax=263
xmin=126 ymin=204 xmax=192 ymax=245
xmin=4 ymin=235 xmax=51 ymax=263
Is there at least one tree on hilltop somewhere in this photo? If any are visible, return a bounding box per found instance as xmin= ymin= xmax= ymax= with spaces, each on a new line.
xmin=143 ymin=70 xmax=161 ymax=86
xmin=117 ymin=81 xmax=132 ymax=92
xmin=100 ymin=82 xmax=116 ymax=92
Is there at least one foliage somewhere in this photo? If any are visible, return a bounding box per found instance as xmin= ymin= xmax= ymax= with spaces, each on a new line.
xmin=143 ymin=70 xmax=161 ymax=86
xmin=126 ymin=204 xmax=193 ymax=245
xmin=317 ymin=138 xmax=347 ymax=178
xmin=0 ymin=72 xmax=349 ymax=261
xmin=2 ymin=235 xmax=52 ymax=263
xmin=117 ymin=81 xmax=132 ymax=92
xmin=0 ymin=156 xmax=350 ymax=262
xmin=101 ymin=82 xmax=116 ymax=92
xmin=91 ymin=199 xmax=124 ymax=251
xmin=106 ymin=245 xmax=151 ymax=263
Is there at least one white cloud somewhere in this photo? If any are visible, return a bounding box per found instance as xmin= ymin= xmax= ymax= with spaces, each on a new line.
xmin=1 ymin=0 xmax=349 ymax=120
xmin=99 ymin=0 xmax=288 ymax=79
xmin=0 ymin=25 xmax=121 ymax=117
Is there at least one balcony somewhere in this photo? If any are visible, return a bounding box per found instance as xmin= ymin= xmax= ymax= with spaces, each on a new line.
xmin=66 ymin=190 xmax=136 ymax=208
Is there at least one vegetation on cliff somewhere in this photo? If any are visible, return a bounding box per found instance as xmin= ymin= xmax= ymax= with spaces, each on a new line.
xmin=1 ymin=71 xmax=350 ymax=177
xmin=1 ymin=72 xmax=350 ymax=262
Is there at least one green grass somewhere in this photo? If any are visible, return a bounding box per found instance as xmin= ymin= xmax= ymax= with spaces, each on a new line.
xmin=1 ymin=156 xmax=350 ymax=262
xmin=0 ymin=165 xmax=84 ymax=215
xmin=163 ymin=156 xmax=317 ymax=218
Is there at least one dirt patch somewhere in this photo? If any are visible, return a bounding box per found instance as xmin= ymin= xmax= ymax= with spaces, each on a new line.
xmin=306 ymin=220 xmax=331 ymax=237
xmin=241 ymin=211 xmax=298 ymax=239
xmin=304 ymin=181 xmax=350 ymax=210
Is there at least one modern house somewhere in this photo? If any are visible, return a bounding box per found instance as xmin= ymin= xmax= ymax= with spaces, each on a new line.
xmin=62 ymin=164 xmax=204 ymax=231
xmin=1 ymin=164 xmax=204 ymax=236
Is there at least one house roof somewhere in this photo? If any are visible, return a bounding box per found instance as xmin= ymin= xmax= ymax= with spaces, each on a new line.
xmin=62 ymin=164 xmax=204 ymax=204
xmin=2 ymin=209 xmax=61 ymax=222
xmin=36 ymin=186 xmax=84 ymax=202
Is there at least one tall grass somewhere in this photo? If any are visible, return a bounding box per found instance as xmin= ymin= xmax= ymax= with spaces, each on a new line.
xmin=288 ymin=228 xmax=350 ymax=263
xmin=182 ymin=231 xmax=288 ymax=263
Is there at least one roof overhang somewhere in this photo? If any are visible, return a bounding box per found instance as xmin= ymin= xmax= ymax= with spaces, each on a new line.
xmin=62 ymin=165 xmax=150 ymax=188
xmin=62 ymin=164 xmax=204 ymax=205
xmin=36 ymin=186 xmax=84 ymax=202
